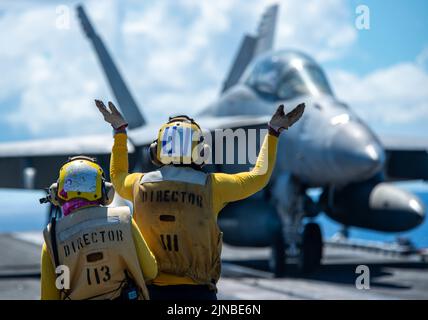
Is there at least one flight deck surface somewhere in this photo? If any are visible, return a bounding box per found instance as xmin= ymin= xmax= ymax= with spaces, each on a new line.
xmin=0 ymin=232 xmax=427 ymax=300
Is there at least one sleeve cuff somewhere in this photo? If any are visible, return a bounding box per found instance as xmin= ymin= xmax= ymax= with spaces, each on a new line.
xmin=114 ymin=132 xmax=128 ymax=145
xmin=267 ymin=132 xmax=279 ymax=141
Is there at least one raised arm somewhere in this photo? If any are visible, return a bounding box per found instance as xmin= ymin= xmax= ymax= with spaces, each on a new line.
xmin=95 ymin=100 xmax=142 ymax=201
xmin=211 ymin=133 xmax=278 ymax=214
xmin=110 ymin=133 xmax=142 ymax=200
xmin=211 ymin=103 xmax=305 ymax=215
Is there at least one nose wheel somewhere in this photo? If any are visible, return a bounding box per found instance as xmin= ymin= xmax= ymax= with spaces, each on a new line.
xmin=269 ymin=222 xmax=323 ymax=276
xmin=270 ymin=175 xmax=323 ymax=276
xmin=269 ymin=230 xmax=286 ymax=277
xmin=297 ymin=222 xmax=323 ymax=273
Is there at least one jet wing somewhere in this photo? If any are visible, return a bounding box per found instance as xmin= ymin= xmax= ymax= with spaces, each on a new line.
xmin=0 ymin=134 xmax=135 ymax=189
xmin=379 ymin=134 xmax=428 ymax=181
xmin=0 ymin=116 xmax=270 ymax=190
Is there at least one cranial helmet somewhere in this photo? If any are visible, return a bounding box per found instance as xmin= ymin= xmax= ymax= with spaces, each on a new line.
xmin=148 ymin=115 xmax=210 ymax=167
xmin=49 ymin=156 xmax=114 ymax=206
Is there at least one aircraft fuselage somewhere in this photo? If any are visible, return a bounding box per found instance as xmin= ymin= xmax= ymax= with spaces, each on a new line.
xmin=201 ymin=83 xmax=384 ymax=188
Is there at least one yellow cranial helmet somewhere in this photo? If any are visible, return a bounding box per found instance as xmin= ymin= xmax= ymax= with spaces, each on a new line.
xmin=151 ymin=115 xmax=207 ymax=166
xmin=57 ymin=156 xmax=105 ymax=202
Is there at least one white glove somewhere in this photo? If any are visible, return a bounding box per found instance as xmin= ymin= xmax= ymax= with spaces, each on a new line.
xmin=95 ymin=99 xmax=128 ymax=130
xmin=268 ymin=103 xmax=305 ymax=135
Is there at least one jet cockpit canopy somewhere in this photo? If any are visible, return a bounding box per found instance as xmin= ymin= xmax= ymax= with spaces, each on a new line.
xmin=242 ymin=50 xmax=333 ymax=100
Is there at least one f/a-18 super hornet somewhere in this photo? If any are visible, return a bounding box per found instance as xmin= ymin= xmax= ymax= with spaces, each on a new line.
xmin=0 ymin=4 xmax=427 ymax=275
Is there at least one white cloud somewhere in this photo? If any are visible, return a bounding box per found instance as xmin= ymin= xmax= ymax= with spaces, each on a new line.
xmin=250 ymin=0 xmax=357 ymax=61
xmin=329 ymin=59 xmax=428 ymax=129
xmin=0 ymin=1 xmax=113 ymax=138
xmin=416 ymin=46 xmax=428 ymax=70
xmin=1 ymin=0 xmax=359 ymax=140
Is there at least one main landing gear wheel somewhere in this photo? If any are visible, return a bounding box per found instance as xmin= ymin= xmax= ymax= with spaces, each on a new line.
xmin=297 ymin=222 xmax=323 ymax=273
xmin=269 ymin=231 xmax=286 ymax=277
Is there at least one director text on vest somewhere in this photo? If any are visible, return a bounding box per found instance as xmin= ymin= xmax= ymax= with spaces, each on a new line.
xmin=62 ymin=229 xmax=124 ymax=257
xmin=141 ymin=190 xmax=203 ymax=208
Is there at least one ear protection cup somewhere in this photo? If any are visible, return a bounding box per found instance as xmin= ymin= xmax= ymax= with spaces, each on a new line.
xmin=200 ymin=143 xmax=211 ymax=167
xmin=48 ymin=183 xmax=61 ymax=206
xmin=191 ymin=134 xmax=210 ymax=167
xmin=102 ymin=182 xmax=115 ymax=206
xmin=148 ymin=140 xmax=162 ymax=167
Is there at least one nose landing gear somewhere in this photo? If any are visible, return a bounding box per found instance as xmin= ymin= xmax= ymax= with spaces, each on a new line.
xmin=269 ymin=221 xmax=323 ymax=277
xmin=270 ymin=175 xmax=323 ymax=276
xmin=297 ymin=222 xmax=323 ymax=273
xmin=269 ymin=230 xmax=286 ymax=277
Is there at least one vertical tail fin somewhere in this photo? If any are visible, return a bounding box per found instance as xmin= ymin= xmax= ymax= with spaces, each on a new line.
xmin=221 ymin=35 xmax=257 ymax=94
xmin=76 ymin=5 xmax=146 ymax=128
xmin=254 ymin=4 xmax=278 ymax=56
xmin=221 ymin=4 xmax=279 ymax=93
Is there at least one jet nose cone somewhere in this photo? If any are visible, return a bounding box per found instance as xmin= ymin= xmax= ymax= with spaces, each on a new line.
xmin=408 ymin=196 xmax=426 ymax=225
xmin=330 ymin=122 xmax=385 ymax=181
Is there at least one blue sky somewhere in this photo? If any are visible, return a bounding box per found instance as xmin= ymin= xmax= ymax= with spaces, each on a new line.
xmin=331 ymin=0 xmax=428 ymax=74
xmin=0 ymin=0 xmax=427 ymax=141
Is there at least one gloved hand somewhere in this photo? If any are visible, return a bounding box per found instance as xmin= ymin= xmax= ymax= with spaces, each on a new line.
xmin=95 ymin=99 xmax=128 ymax=130
xmin=268 ymin=103 xmax=305 ymax=136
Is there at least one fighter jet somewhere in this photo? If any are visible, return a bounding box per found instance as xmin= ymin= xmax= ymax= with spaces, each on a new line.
xmin=0 ymin=4 xmax=427 ymax=276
